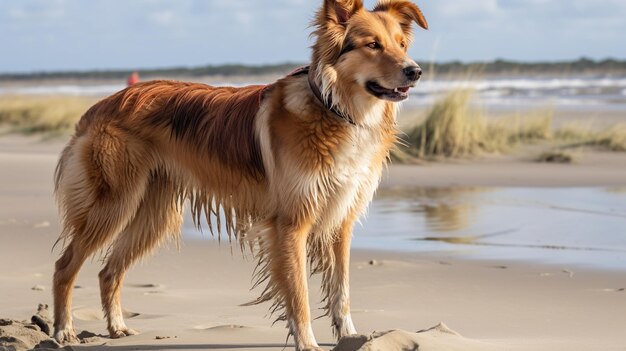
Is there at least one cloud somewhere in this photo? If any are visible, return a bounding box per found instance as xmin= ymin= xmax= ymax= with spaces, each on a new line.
xmin=5 ymin=1 xmax=66 ymax=21
xmin=148 ymin=10 xmax=175 ymax=26
xmin=434 ymin=0 xmax=501 ymax=18
xmin=234 ymin=11 xmax=254 ymax=27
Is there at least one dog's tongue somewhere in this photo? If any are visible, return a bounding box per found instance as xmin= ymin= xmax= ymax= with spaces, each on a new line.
xmin=395 ymin=87 xmax=410 ymax=93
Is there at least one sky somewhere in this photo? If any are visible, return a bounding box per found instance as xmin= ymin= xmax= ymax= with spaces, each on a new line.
xmin=1 ymin=0 xmax=625 ymax=73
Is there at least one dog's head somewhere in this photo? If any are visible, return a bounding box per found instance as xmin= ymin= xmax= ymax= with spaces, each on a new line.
xmin=311 ymin=0 xmax=428 ymax=123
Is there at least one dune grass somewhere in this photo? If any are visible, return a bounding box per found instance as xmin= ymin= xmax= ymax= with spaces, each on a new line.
xmin=555 ymin=123 xmax=626 ymax=152
xmin=594 ymin=126 xmax=626 ymax=151
xmin=402 ymin=89 xmax=624 ymax=160
xmin=0 ymin=96 xmax=95 ymax=136
xmin=403 ymin=90 xmax=553 ymax=159
xmin=504 ymin=111 xmax=553 ymax=143
xmin=405 ymin=90 xmax=488 ymax=158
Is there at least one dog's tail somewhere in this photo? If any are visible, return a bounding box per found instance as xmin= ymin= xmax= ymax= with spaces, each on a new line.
xmin=54 ymin=141 xmax=73 ymax=195
xmin=52 ymin=137 xmax=78 ymax=251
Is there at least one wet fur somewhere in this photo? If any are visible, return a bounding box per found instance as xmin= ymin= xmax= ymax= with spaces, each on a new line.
xmin=52 ymin=1 xmax=427 ymax=350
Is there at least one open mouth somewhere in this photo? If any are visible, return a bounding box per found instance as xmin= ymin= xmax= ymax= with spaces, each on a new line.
xmin=366 ymin=81 xmax=413 ymax=102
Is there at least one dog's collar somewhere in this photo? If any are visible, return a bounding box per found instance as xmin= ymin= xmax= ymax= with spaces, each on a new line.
xmin=289 ymin=66 xmax=356 ymax=126
xmin=307 ymin=71 xmax=356 ymax=126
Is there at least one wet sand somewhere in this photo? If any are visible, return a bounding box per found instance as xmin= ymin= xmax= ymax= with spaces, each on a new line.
xmin=1 ymin=135 xmax=626 ymax=350
xmin=384 ymin=152 xmax=626 ymax=188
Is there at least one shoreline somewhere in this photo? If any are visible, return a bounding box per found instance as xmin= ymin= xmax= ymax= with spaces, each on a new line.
xmin=182 ymin=234 xmax=626 ymax=274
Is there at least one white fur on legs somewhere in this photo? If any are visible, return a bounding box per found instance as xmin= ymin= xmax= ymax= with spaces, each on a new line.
xmin=53 ymin=317 xmax=79 ymax=344
xmin=99 ymin=268 xmax=140 ymax=339
xmin=290 ymin=319 xmax=323 ymax=351
xmin=330 ymin=289 xmax=358 ymax=339
xmin=328 ymin=225 xmax=358 ymax=339
xmin=334 ymin=313 xmax=357 ymax=338
xmin=108 ymin=310 xmax=138 ymax=339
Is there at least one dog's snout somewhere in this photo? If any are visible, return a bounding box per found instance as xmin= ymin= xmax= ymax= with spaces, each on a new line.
xmin=403 ymin=66 xmax=422 ymax=81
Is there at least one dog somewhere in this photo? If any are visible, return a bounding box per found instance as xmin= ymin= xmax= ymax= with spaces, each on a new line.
xmin=52 ymin=1 xmax=427 ymax=349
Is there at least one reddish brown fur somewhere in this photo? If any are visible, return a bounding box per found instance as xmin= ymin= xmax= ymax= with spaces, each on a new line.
xmin=52 ymin=1 xmax=427 ymax=350
xmin=79 ymin=81 xmax=270 ymax=179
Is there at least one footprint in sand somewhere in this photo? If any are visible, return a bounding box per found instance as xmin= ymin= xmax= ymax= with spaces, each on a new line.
xmin=73 ymin=308 xmax=141 ymax=321
xmin=33 ymin=221 xmax=50 ymax=229
xmin=73 ymin=308 xmax=104 ymax=321
xmin=595 ymin=288 xmax=625 ymax=292
xmin=126 ymin=283 xmax=163 ymax=289
xmin=123 ymin=310 xmax=141 ymax=318
xmin=142 ymin=290 xmax=164 ymax=295
xmin=126 ymin=283 xmax=166 ymax=296
xmin=193 ymin=324 xmax=249 ymax=330
xmin=351 ymin=309 xmax=385 ymax=314
xmin=31 ymin=285 xmax=45 ymax=291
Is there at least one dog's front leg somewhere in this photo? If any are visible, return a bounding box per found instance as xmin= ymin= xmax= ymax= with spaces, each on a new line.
xmin=270 ymin=218 xmax=321 ymax=351
xmin=328 ymin=220 xmax=357 ymax=339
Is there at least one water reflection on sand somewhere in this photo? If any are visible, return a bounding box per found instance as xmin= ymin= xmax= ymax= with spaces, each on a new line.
xmin=354 ymin=187 xmax=626 ymax=270
xmin=184 ymin=187 xmax=626 ymax=270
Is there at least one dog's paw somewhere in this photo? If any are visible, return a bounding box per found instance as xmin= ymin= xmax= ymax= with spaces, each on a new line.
xmin=110 ymin=327 xmax=139 ymax=339
xmin=333 ymin=314 xmax=357 ymax=339
xmin=54 ymin=327 xmax=80 ymax=344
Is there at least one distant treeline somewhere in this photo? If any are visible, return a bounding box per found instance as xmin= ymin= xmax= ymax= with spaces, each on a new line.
xmin=0 ymin=63 xmax=302 ymax=81
xmin=2 ymin=58 xmax=625 ymax=81
xmin=429 ymin=58 xmax=626 ymax=76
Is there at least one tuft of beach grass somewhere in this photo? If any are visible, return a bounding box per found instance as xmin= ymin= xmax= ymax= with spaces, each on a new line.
xmin=555 ymin=122 xmax=626 ymax=151
xmin=404 ymin=90 xmax=488 ymax=158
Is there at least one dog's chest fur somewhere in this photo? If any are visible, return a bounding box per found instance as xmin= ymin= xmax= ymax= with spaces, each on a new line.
xmin=261 ymin=77 xmax=393 ymax=237
xmin=318 ymin=125 xmax=383 ymax=233
xmin=311 ymin=102 xmax=389 ymax=236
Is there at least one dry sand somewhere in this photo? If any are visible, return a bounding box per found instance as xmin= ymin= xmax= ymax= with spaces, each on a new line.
xmin=1 ymin=135 xmax=625 ymax=351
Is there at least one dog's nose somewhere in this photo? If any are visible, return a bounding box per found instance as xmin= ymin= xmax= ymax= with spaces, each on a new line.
xmin=403 ymin=66 xmax=422 ymax=81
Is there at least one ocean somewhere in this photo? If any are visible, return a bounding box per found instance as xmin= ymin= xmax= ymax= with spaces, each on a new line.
xmin=2 ymin=76 xmax=626 ymax=112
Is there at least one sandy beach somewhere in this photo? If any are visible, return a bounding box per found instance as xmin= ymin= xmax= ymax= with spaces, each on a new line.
xmin=1 ymin=135 xmax=625 ymax=351
xmin=3 ymin=0 xmax=625 ymax=347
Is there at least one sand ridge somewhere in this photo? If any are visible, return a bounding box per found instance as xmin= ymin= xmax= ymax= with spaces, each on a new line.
xmin=333 ymin=323 xmax=500 ymax=351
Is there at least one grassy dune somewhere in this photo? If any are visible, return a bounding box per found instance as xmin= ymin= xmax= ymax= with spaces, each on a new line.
xmin=401 ymin=90 xmax=626 ymax=161
xmin=401 ymin=90 xmax=555 ymax=159
xmin=0 ymin=96 xmax=96 ymax=136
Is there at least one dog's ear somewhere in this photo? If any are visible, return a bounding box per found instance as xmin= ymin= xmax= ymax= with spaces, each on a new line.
xmin=374 ymin=0 xmax=428 ymax=31
xmin=323 ymin=0 xmax=364 ymax=27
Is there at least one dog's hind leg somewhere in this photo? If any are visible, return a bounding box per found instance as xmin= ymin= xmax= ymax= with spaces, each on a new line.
xmin=54 ymin=241 xmax=105 ymax=344
xmin=99 ymin=174 xmax=182 ymax=339
xmin=53 ymin=132 xmax=151 ymax=344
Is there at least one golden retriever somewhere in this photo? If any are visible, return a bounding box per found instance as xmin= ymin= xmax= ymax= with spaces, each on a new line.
xmin=52 ymin=1 xmax=427 ymax=349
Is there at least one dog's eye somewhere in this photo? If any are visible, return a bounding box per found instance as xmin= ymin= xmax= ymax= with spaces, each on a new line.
xmin=400 ymin=42 xmax=406 ymax=49
xmin=366 ymin=42 xmax=382 ymax=50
